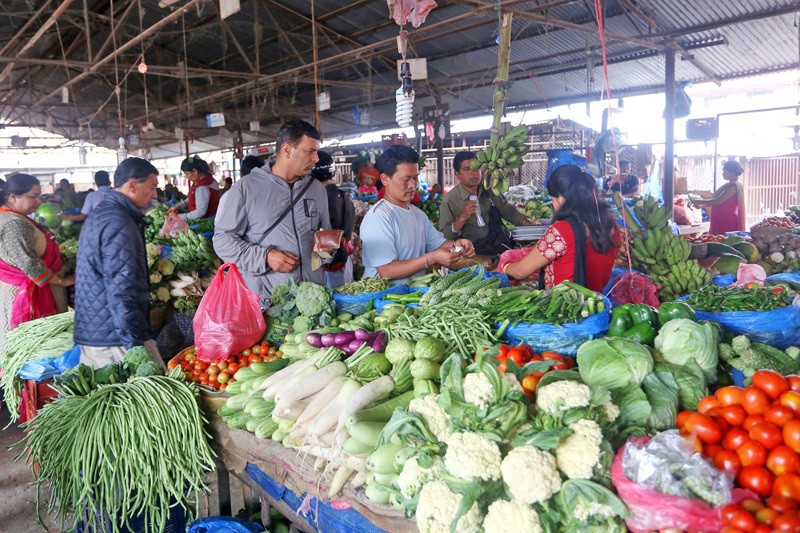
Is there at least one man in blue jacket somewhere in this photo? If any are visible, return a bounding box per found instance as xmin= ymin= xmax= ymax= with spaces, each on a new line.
xmin=74 ymin=157 xmax=164 ymax=368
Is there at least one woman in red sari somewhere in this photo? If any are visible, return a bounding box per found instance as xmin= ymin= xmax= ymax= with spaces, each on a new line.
xmin=502 ymin=165 xmax=620 ymax=292
xmin=0 ymin=174 xmax=75 ymax=339
xmin=692 ymin=161 xmax=746 ymax=234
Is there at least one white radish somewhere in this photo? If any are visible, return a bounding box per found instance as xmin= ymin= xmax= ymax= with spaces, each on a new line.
xmin=295 ymin=445 xmax=368 ymax=471
xmin=263 ymin=364 xmax=317 ymax=400
xmin=308 ymin=378 xmax=361 ymax=438
xmin=257 ymin=351 xmax=324 ymax=392
xmin=328 ymin=467 xmax=354 ymax=499
xmin=275 ymin=361 xmax=346 ymax=406
xmin=291 ymin=377 xmax=345 ymax=437
xmin=334 ymin=375 xmax=394 ymax=439
xmin=350 ymin=471 xmax=367 ymax=489
xmin=314 ymin=456 xmax=327 ymax=472
xmin=273 ymin=397 xmax=313 ymax=420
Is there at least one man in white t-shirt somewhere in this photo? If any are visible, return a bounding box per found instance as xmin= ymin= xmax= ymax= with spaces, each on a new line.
xmin=360 ymin=145 xmax=475 ymax=284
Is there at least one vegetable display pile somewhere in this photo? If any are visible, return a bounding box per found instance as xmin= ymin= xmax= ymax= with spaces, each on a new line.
xmin=17 ymin=371 xmax=215 ymax=533
xmin=721 ymin=335 xmax=800 ymax=379
xmin=144 ymin=204 xmax=169 ymax=243
xmin=0 ymin=312 xmax=75 ymax=421
xmin=169 ymin=230 xmax=219 ymax=272
xmin=418 ymin=265 xmax=511 ymax=308
xmin=266 ymin=278 xmax=338 ymax=343
xmin=168 ymin=341 xmax=283 ymax=390
xmin=335 ymin=277 xmax=392 ymax=295
xmin=483 ymin=281 xmax=605 ymax=326
xmin=686 ymin=285 xmax=791 ymax=312
xmin=189 ymin=217 xmax=215 ymax=234
xmin=419 ymin=194 xmax=443 ymax=225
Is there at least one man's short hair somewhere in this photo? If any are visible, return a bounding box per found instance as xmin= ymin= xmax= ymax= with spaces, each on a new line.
xmin=114 ymin=157 xmax=159 ymax=188
xmin=275 ymin=120 xmax=321 ymax=153
xmin=59 ymin=178 xmax=71 ymax=187
xmin=619 ymin=159 xmax=631 ymax=167
xmin=376 ymin=145 xmax=419 ymax=178
xmin=94 ymin=170 xmax=110 ymax=187
xmin=240 ymin=155 xmax=265 ymax=176
xmin=453 ymin=151 xmax=477 ymax=174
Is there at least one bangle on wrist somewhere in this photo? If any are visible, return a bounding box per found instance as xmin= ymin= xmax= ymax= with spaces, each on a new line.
xmin=424 ymin=254 xmax=429 ymax=268
xmin=57 ymin=277 xmax=62 ymax=286
xmin=502 ymin=264 xmax=510 ymax=275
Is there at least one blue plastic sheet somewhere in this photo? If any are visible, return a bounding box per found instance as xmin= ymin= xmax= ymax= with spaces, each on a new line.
xmin=187 ymin=517 xmax=265 ymax=533
xmin=544 ymin=150 xmax=587 ymax=188
xmin=160 ymin=245 xmax=173 ymax=259
xmin=501 ymin=295 xmax=612 ymax=356
xmin=679 ymin=295 xmax=800 ymax=350
xmin=333 ymin=285 xmax=408 ymax=316
xmin=245 ymin=463 xmax=390 ymax=533
xmin=18 ymin=344 xmax=81 ymax=381
xmin=712 ymin=275 xmax=735 ymax=287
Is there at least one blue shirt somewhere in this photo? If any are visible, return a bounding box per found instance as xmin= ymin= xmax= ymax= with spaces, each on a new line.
xmin=360 ymin=199 xmax=446 ymax=284
xmin=80 ymin=186 xmax=111 ymax=216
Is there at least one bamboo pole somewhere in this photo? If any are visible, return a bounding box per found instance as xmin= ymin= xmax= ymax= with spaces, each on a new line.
xmin=489 ymin=12 xmax=513 ymax=149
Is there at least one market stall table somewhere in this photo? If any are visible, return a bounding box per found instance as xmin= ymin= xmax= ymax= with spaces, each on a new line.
xmin=204 ymin=405 xmax=415 ymax=533
xmin=677 ymin=222 xmax=711 ymax=237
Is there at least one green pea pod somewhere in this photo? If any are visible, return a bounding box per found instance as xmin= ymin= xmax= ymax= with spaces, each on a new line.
xmin=608 ymin=305 xmax=634 ymax=337
xmin=629 ymin=304 xmax=657 ymax=328
xmin=621 ymin=321 xmax=657 ymax=345
xmin=657 ymin=302 xmax=696 ymax=326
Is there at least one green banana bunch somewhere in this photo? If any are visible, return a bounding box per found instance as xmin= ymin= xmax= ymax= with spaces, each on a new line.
xmin=652 ymin=259 xmax=711 ymax=302
xmin=473 ymin=125 xmax=531 ymax=195
xmin=631 ymin=196 xmax=671 ymax=231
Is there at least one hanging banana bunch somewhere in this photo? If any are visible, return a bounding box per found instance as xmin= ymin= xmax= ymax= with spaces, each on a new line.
xmin=471 ymin=124 xmax=530 ymax=195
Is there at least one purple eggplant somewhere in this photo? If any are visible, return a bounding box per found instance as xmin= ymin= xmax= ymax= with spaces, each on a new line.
xmin=348 ymin=339 xmax=367 ymax=353
xmin=321 ymin=333 xmax=338 ymax=347
xmin=334 ymin=331 xmax=356 ymax=347
xmin=354 ymin=328 xmax=372 ymax=341
xmin=342 ymin=344 xmax=358 ymax=357
xmin=371 ymin=330 xmax=387 ymax=353
xmin=305 ymin=333 xmax=324 ymax=348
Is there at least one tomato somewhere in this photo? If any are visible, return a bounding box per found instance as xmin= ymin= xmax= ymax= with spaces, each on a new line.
xmin=268 ymin=345 xmax=278 ymax=355
xmin=768 ymin=496 xmax=799 ymax=514
xmin=767 ymin=446 xmax=800 ymax=476
xmin=194 ymin=360 xmax=209 ymax=371
xmin=517 ymin=345 xmax=536 ymax=358
xmin=738 ymin=440 xmax=768 ymax=467
xmin=766 ymin=405 xmax=796 ymax=427
xmin=721 ymin=405 xmax=749 ymax=427
xmin=683 ymin=412 xmax=723 ymax=443
xmin=208 ymin=373 xmax=218 ymax=384
xmin=787 ymin=375 xmax=800 ymax=393
xmin=755 ymin=507 xmax=778 ymax=526
xmin=784 ymin=420 xmax=800 ymax=453
xmin=782 ymin=392 xmax=800 ymax=415
xmin=753 ymin=370 xmax=790 ymax=400
xmin=743 ymin=386 xmax=772 ymax=415
xmin=715 ymin=449 xmax=743 ymax=475
xmin=743 ymin=414 xmax=766 ymax=432
xmin=750 ymin=421 xmax=784 ymax=449
xmin=677 ymin=411 xmax=692 ymax=429
xmin=507 ymin=348 xmax=528 ymax=366
xmin=712 ymin=414 xmax=731 ymax=434
xmin=720 ymin=527 xmax=746 ymax=533
xmin=773 ymin=473 xmax=800 ymax=500
xmin=206 ymin=365 xmax=220 ymax=376
xmin=251 ymin=345 xmax=261 ymax=355
xmin=723 ymin=428 xmax=751 ymax=451
xmin=717 ymin=386 xmax=746 ymax=406
xmin=753 ymin=524 xmax=772 ymax=533
xmin=705 ymin=443 xmax=724 ymax=458
xmin=497 ymin=345 xmax=510 ymax=357
xmin=495 ymin=355 xmax=507 ymax=372
xmin=741 ymin=498 xmax=766 ymax=513
xmin=773 ymin=514 xmax=800 ymax=532
xmin=167 ymin=359 xmax=179 ymax=370
xmin=738 ymin=466 xmax=774 ymax=498
xmin=217 ymin=372 xmax=230 ymax=384
xmin=729 ymin=509 xmax=758 ymax=532
xmin=219 ymin=383 xmax=227 ymax=391
xmin=249 ymin=355 xmax=263 ymax=363
xmin=698 ymin=395 xmax=722 ymax=414
xmin=216 ymin=362 xmax=228 ymax=374
xmin=723 ymin=504 xmax=745 ymax=523
xmin=191 ymin=367 xmax=202 ymax=377
xmin=226 ymin=363 xmax=240 ymax=375
xmin=241 ymin=348 xmax=252 ymax=357
xmin=521 ymin=375 xmax=539 ymax=392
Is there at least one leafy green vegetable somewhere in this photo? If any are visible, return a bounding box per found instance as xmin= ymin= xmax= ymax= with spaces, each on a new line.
xmin=654 ymin=359 xmax=708 ymax=411
xmin=577 ymin=337 xmax=654 ymax=390
xmin=123 ymin=345 xmax=153 ymax=369
xmin=641 ymin=372 xmax=679 ymax=431
xmin=654 ymin=318 xmax=719 ymax=384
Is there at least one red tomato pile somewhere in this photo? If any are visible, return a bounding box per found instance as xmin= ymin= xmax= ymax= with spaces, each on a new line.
xmin=686 ymin=234 xmax=726 ymax=244
xmin=168 ymin=342 xmax=282 ymax=391
xmin=480 ymin=345 xmax=575 ymax=400
xmin=680 ymin=370 xmax=800 ymax=532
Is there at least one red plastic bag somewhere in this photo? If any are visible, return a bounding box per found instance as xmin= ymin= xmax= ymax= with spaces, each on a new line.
xmin=611 ymin=437 xmax=757 ymax=533
xmin=193 ymin=263 xmax=266 ymax=362
xmin=609 ymin=272 xmax=661 ymax=308
xmin=160 ymin=215 xmax=189 ymax=238
xmin=495 ymin=248 xmax=539 ymax=284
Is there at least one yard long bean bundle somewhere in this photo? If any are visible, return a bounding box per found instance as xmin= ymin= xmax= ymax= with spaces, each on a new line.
xmin=483 ymin=281 xmax=605 ymax=325
xmin=0 ymin=312 xmax=75 ymax=421
xmin=18 ymin=374 xmax=216 ymax=533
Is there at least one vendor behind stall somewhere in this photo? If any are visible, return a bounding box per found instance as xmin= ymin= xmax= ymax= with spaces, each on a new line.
xmin=168 ymin=155 xmax=220 ymax=221
xmin=603 ymin=159 xmax=640 ymax=198
xmin=503 ymin=165 xmax=620 ymax=292
xmin=439 ymin=150 xmax=532 ymax=260
xmin=74 ymin=157 xmax=164 ymax=368
xmin=360 ymin=145 xmax=475 ymax=284
xmin=691 ymin=160 xmax=746 ymax=234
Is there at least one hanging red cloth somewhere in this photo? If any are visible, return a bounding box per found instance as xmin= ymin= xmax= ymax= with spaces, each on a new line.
xmin=387 ymin=0 xmax=437 ymax=28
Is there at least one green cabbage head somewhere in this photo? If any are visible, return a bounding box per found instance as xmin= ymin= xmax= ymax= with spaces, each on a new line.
xmin=577 ymin=337 xmax=654 ymax=391
xmin=653 ymin=318 xmax=719 ymax=384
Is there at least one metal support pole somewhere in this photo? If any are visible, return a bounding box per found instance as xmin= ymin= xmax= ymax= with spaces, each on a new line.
xmin=436 ymin=133 xmax=444 ymax=191
xmin=664 ymin=45 xmax=675 ymax=220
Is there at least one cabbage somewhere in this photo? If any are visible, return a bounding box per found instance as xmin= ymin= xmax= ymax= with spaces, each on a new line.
xmin=577 ymin=338 xmax=654 ymax=391
xmin=611 ymin=385 xmax=651 ymax=427
xmin=653 ymin=319 xmax=719 ymax=384
xmin=641 ymin=372 xmax=679 ymax=431
xmin=655 ymin=360 xmax=708 ymax=411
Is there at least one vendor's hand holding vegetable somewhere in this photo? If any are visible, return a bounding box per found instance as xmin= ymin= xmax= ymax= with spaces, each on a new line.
xmin=267 ymin=249 xmax=300 ymax=273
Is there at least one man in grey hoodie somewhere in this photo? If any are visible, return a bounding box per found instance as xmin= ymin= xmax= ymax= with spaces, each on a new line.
xmin=213 ymin=120 xmax=331 ymax=306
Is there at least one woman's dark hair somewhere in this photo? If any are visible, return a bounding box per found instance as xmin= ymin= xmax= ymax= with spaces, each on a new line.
xmin=241 ymin=155 xmax=265 ymax=176
xmin=376 ymin=145 xmax=419 ymax=177
xmin=180 ymin=155 xmax=213 ymax=177
xmin=114 ymin=157 xmax=159 ymax=188
xmin=723 ymin=160 xmax=744 ymax=176
xmin=1 ymin=173 xmax=40 ymax=204
xmin=547 ymin=165 xmax=618 ymax=254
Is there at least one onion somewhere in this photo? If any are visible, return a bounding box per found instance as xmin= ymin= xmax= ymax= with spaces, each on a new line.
xmin=353 ymin=328 xmax=372 ymax=341
xmin=371 ymin=330 xmax=387 ymax=353
xmin=334 ymin=331 xmax=356 ymax=347
xmin=305 ymin=333 xmax=324 ymax=349
xmin=321 ymin=333 xmax=338 ymax=347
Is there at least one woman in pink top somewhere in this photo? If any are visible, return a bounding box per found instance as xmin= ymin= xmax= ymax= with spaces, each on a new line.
xmin=692 ymin=161 xmax=746 ymax=234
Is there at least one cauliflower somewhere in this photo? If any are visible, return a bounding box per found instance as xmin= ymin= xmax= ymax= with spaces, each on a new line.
xmin=156 ymin=286 xmax=171 ymax=302
xmin=146 ymin=243 xmax=160 ymax=267
xmin=555 ymin=419 xmax=603 ymax=480
xmin=409 ymin=394 xmax=452 ymax=443
xmin=156 ymin=258 xmax=175 ymax=276
xmin=535 ymin=380 xmax=591 ymax=413
xmin=463 ymin=372 xmax=495 ymax=409
xmin=444 ymin=431 xmax=502 ymax=481
xmin=416 ymin=480 xmax=483 ymax=533
xmin=397 ymin=456 xmax=440 ymax=498
xmin=501 ymin=446 xmax=561 ymax=505
xmin=574 ymin=501 xmax=616 ymax=521
xmin=149 ymin=272 xmax=163 ymax=284
xmin=503 ymin=373 xmax=524 ymax=394
xmin=483 ymin=500 xmax=543 ymax=533
xmin=602 ymin=401 xmax=620 ymax=422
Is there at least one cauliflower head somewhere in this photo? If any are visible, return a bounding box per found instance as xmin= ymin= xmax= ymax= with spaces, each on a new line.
xmin=535 ymin=380 xmax=591 ymax=413
xmin=156 ymin=286 xmax=171 ymax=302
xmin=444 ymin=431 xmax=502 ymax=481
xmin=409 ymin=394 xmax=451 ymax=443
xmin=501 ymin=446 xmax=561 ymax=505
xmin=146 ymin=243 xmax=160 ymax=267
xmin=149 ymin=272 xmax=163 ymax=284
xmin=503 ymin=373 xmax=524 ymax=394
xmin=574 ymin=501 xmax=616 ymax=522
xmin=602 ymin=401 xmax=620 ymax=423
xmin=555 ymin=419 xmax=603 ymax=480
xmin=416 ymin=480 xmax=483 ymax=533
xmin=397 ymin=456 xmax=440 ymax=499
xmin=463 ymin=372 xmax=495 ymax=409
xmin=483 ymin=500 xmax=543 ymax=533
xmin=156 ymin=258 xmax=175 ymax=276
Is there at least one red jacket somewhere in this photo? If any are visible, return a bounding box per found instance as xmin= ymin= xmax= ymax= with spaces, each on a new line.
xmin=188 ymin=175 xmax=220 ymax=217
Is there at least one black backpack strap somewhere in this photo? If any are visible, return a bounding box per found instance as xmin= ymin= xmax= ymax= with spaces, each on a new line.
xmin=257 ymin=178 xmax=315 ymax=246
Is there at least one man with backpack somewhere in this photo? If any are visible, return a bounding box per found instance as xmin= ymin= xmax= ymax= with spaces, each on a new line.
xmin=313 ymin=151 xmax=355 ymax=289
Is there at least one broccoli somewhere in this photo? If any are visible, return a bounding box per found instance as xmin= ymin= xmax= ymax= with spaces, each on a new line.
xmin=731 ymin=335 xmax=751 ymax=356
xmin=135 ymin=361 xmax=164 ymax=377
xmin=123 ymin=346 xmax=153 ymax=370
xmin=787 ymin=346 xmax=800 ymax=361
xmin=295 ymin=281 xmax=334 ymax=317
xmin=95 ymin=362 xmax=130 ymax=385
